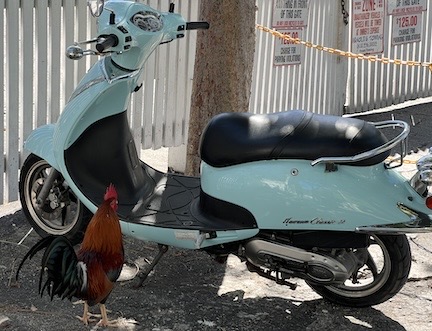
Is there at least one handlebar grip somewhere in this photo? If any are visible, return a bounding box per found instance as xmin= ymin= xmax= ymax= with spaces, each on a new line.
xmin=186 ymin=22 xmax=210 ymax=30
xmin=96 ymin=34 xmax=119 ymax=53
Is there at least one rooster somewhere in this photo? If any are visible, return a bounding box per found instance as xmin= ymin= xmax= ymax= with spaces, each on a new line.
xmin=16 ymin=184 xmax=124 ymax=327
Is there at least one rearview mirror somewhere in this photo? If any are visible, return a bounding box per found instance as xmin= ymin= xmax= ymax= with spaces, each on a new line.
xmin=87 ymin=0 xmax=104 ymax=17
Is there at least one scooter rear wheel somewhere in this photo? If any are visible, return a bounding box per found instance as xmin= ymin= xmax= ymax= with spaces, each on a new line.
xmin=19 ymin=154 xmax=92 ymax=244
xmin=306 ymin=234 xmax=411 ymax=307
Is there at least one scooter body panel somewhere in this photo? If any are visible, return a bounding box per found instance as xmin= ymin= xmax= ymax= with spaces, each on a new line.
xmin=121 ymin=222 xmax=259 ymax=249
xmin=25 ymin=58 xmax=139 ymax=215
xmin=24 ymin=124 xmax=59 ymax=170
xmin=53 ymin=59 xmax=136 ymax=150
xmin=101 ymin=1 xmax=187 ymax=70
xmin=201 ymin=160 xmax=430 ymax=231
xmin=24 ymin=59 xmax=136 ymax=167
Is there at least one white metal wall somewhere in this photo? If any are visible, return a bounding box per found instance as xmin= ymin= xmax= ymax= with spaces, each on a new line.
xmin=253 ymin=0 xmax=432 ymax=115
xmin=251 ymin=0 xmax=349 ymax=116
xmin=345 ymin=1 xmax=432 ymax=113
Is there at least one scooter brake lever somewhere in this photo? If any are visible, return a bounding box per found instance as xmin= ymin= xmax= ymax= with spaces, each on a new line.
xmin=75 ymin=37 xmax=100 ymax=45
xmin=66 ymin=45 xmax=97 ymax=60
xmin=65 ymin=37 xmax=105 ymax=60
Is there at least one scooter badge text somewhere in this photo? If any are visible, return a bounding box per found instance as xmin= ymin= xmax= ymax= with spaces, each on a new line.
xmin=283 ymin=217 xmax=346 ymax=225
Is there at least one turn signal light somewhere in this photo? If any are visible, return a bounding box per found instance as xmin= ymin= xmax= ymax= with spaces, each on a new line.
xmin=416 ymin=150 xmax=432 ymax=184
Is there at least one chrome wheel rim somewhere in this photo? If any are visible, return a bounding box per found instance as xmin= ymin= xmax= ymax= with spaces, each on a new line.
xmin=325 ymin=235 xmax=391 ymax=298
xmin=23 ymin=159 xmax=81 ymax=235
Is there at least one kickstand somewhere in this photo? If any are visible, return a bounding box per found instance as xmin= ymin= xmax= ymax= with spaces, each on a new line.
xmin=246 ymin=262 xmax=298 ymax=290
xmin=134 ymin=244 xmax=168 ymax=288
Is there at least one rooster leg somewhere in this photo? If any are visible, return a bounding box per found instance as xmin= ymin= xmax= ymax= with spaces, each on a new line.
xmin=97 ymin=304 xmax=118 ymax=327
xmin=76 ymin=301 xmax=97 ymax=325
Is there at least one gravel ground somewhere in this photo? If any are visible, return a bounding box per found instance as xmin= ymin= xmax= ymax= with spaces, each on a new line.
xmin=1 ymin=101 xmax=432 ymax=331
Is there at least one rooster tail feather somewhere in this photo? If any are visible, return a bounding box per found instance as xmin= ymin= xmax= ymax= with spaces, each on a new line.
xmin=38 ymin=267 xmax=45 ymax=294
xmin=40 ymin=278 xmax=50 ymax=298
xmin=57 ymin=262 xmax=76 ymax=295
xmin=33 ymin=236 xmax=83 ymax=301
xmin=61 ymin=285 xmax=77 ymax=300
xmin=16 ymin=236 xmax=56 ymax=281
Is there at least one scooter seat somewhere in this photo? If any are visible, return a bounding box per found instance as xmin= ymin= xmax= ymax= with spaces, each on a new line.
xmin=200 ymin=110 xmax=390 ymax=167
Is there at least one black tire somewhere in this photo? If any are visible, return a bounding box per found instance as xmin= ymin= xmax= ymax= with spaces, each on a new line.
xmin=306 ymin=234 xmax=411 ymax=307
xmin=19 ymin=154 xmax=92 ymax=244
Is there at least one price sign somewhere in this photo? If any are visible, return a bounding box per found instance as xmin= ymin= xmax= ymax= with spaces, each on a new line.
xmin=274 ymin=29 xmax=302 ymax=66
xmin=272 ymin=0 xmax=309 ymax=28
xmin=351 ymin=0 xmax=385 ymax=54
xmin=388 ymin=0 xmax=427 ymax=15
xmin=392 ymin=12 xmax=422 ymax=44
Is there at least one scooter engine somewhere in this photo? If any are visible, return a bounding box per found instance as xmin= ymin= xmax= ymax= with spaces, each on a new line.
xmin=242 ymin=238 xmax=361 ymax=285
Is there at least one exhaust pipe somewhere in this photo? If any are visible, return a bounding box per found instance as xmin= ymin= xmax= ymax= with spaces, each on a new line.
xmin=243 ymin=238 xmax=355 ymax=284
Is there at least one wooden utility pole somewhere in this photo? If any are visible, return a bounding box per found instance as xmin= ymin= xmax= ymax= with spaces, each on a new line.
xmin=185 ymin=0 xmax=256 ymax=176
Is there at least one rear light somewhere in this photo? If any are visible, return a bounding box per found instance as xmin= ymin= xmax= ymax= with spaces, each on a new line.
xmin=426 ymin=196 xmax=432 ymax=209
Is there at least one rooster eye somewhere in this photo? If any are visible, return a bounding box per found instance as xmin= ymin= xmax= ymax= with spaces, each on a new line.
xmin=109 ymin=199 xmax=118 ymax=212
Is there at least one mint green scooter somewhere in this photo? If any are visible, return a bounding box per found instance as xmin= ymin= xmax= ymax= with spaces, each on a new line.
xmin=18 ymin=0 xmax=432 ymax=307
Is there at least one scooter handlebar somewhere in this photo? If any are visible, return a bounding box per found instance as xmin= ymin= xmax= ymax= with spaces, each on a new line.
xmin=96 ymin=34 xmax=119 ymax=53
xmin=186 ymin=22 xmax=210 ymax=30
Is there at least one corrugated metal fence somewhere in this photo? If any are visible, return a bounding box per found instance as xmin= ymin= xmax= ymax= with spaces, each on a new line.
xmin=346 ymin=1 xmax=432 ymax=113
xmin=253 ymin=0 xmax=432 ymax=115
xmin=1 ymin=0 xmax=432 ymax=204
xmin=251 ymin=0 xmax=349 ymax=115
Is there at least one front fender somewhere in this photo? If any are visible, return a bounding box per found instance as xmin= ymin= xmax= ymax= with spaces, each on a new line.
xmin=24 ymin=124 xmax=59 ymax=170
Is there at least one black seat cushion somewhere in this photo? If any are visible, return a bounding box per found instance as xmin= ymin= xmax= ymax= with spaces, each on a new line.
xmin=199 ymin=110 xmax=390 ymax=167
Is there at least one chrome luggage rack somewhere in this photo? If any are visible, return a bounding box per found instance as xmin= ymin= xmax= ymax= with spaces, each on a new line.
xmin=311 ymin=120 xmax=410 ymax=168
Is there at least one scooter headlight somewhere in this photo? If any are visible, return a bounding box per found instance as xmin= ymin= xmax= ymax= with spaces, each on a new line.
xmin=131 ymin=11 xmax=163 ymax=32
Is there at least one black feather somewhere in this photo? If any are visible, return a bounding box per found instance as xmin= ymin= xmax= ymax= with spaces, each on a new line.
xmin=17 ymin=235 xmax=84 ymax=302
xmin=15 ymin=236 xmax=55 ymax=281
xmin=40 ymin=278 xmax=50 ymax=297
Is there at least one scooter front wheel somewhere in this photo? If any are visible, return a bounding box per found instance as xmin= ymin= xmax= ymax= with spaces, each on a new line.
xmin=306 ymin=234 xmax=411 ymax=307
xmin=19 ymin=154 xmax=92 ymax=244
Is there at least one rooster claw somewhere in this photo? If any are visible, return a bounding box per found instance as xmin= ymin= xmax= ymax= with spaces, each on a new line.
xmin=97 ymin=318 xmax=120 ymax=328
xmin=76 ymin=314 xmax=97 ymax=325
xmin=76 ymin=314 xmax=119 ymax=327
xmin=97 ymin=317 xmax=139 ymax=328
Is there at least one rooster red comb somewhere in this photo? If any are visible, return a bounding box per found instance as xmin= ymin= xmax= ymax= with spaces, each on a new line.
xmin=104 ymin=184 xmax=118 ymax=201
